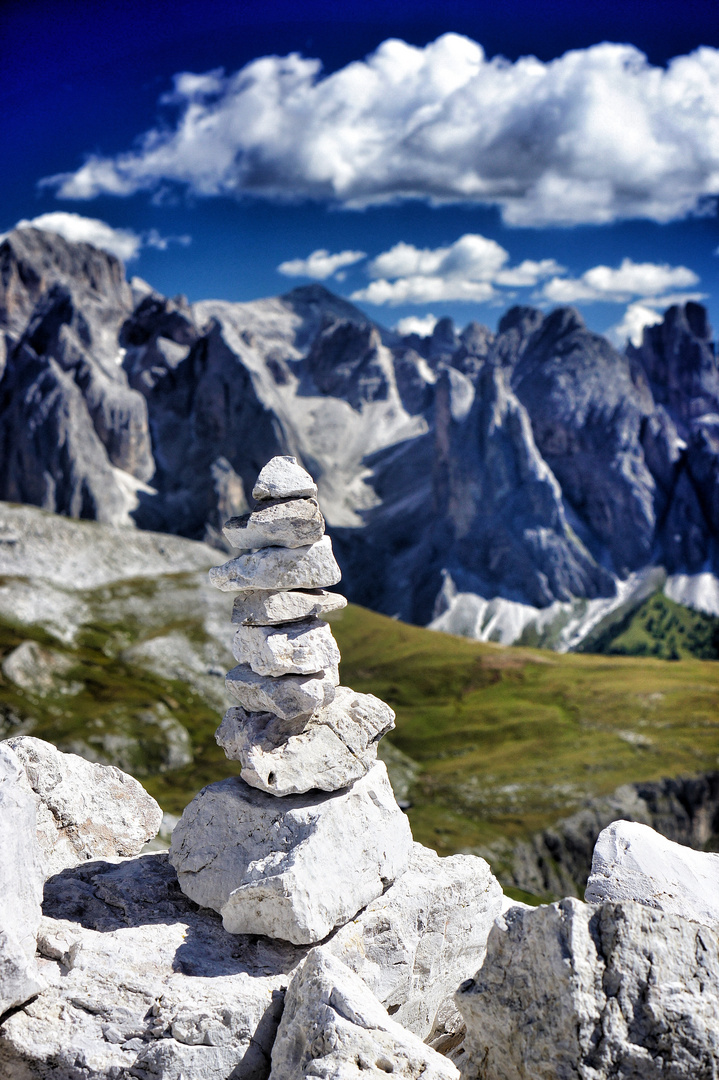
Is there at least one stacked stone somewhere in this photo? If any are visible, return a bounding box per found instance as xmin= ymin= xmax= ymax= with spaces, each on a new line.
xmin=169 ymin=456 xmax=413 ymax=945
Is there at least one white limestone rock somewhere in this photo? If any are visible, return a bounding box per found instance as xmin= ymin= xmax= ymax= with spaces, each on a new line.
xmin=224 ymin=497 xmax=325 ymax=550
xmin=169 ymin=762 xmax=413 ymax=945
xmin=6 ymin=736 xmax=163 ymax=877
xmin=226 ymin=662 xmax=338 ymax=721
xmin=232 ymin=587 xmax=347 ymax=626
xmin=456 ymin=897 xmax=719 ymax=1080
xmin=232 ymin=617 xmax=341 ymax=677
xmin=0 ymin=853 xmax=302 ymax=1079
xmin=252 ymin=456 xmax=317 ymax=502
xmin=328 ymin=842 xmax=503 ymax=1048
xmin=586 ymin=819 xmax=719 ymax=925
xmin=270 ymin=948 xmax=458 ymax=1080
xmin=210 ymin=535 xmax=341 ymax=592
xmin=215 ymin=686 xmax=394 ymax=795
xmin=0 ymin=745 xmax=46 ymax=1014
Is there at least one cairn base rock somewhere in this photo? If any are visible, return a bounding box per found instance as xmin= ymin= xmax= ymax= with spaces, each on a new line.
xmin=216 ymin=686 xmax=394 ymax=795
xmin=169 ymin=762 xmax=413 ymax=945
xmin=270 ymin=949 xmax=458 ymax=1080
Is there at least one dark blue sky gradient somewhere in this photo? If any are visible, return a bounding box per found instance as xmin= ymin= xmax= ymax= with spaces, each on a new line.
xmin=3 ymin=0 xmax=719 ymax=337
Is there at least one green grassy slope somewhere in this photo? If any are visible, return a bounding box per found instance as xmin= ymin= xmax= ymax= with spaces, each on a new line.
xmin=579 ymin=591 xmax=719 ymax=660
xmin=327 ymin=604 xmax=719 ymax=867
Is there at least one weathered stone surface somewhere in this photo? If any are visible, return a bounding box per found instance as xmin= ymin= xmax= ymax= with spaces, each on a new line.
xmin=7 ymin=736 xmax=163 ymax=877
xmin=1 ymin=640 xmax=81 ymax=696
xmin=232 ymin=587 xmax=347 ymax=626
xmin=271 ymin=948 xmax=458 ymax=1080
xmin=0 ymin=744 xmax=46 ymax=1014
xmin=210 ymin=535 xmax=341 ymax=592
xmin=457 ymin=897 xmax=719 ymax=1080
xmin=215 ymin=686 xmax=394 ymax=795
xmin=224 ymin=497 xmax=325 ymax=550
xmin=586 ymin=819 xmax=719 ymax=925
xmin=252 ymin=456 xmax=318 ymax=502
xmin=226 ymin=663 xmax=338 ymax=721
xmin=169 ymin=762 xmax=413 ymax=945
xmin=0 ymin=853 xmax=302 ymax=1079
xmin=328 ymin=842 xmax=503 ymax=1047
xmin=232 ymin=617 xmax=341 ymax=676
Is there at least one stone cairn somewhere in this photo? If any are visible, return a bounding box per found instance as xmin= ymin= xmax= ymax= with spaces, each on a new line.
xmin=169 ymin=456 xmax=413 ymax=945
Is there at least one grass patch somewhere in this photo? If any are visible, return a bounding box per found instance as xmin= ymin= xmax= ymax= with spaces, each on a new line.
xmin=580 ymin=591 xmax=719 ymax=660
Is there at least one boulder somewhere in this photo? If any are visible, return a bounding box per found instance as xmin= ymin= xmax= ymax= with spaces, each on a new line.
xmin=0 ymin=853 xmax=301 ymax=1079
xmin=215 ymin=686 xmax=394 ymax=795
xmin=231 ymin=587 xmax=347 ymax=626
xmin=585 ymin=819 xmax=719 ymax=926
xmin=270 ymin=948 xmax=458 ymax=1080
xmin=6 ymin=736 xmax=163 ymax=877
xmin=328 ymin=842 xmax=503 ymax=1047
xmin=210 ymin=535 xmax=341 ymax=592
xmin=226 ymin=662 xmax=338 ymax=721
xmin=0 ymin=745 xmax=46 ymax=1014
xmin=252 ymin=456 xmax=318 ymax=502
xmin=223 ymin=497 xmax=325 ymax=550
xmin=232 ymin=617 xmax=341 ymax=676
xmin=169 ymin=762 xmax=413 ymax=945
xmin=456 ymin=897 xmax=719 ymax=1080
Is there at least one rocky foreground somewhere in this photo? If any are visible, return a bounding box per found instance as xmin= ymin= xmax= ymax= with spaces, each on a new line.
xmin=2 ymin=455 xmax=719 ymax=1078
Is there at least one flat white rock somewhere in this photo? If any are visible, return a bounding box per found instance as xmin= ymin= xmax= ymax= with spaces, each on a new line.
xmin=226 ymin=662 xmax=338 ymax=720
xmin=232 ymin=617 xmax=341 ymax=676
xmin=210 ymin=535 xmax=341 ymax=592
xmin=456 ymin=897 xmax=719 ymax=1080
xmin=223 ymin=497 xmax=324 ymax=550
xmin=328 ymin=842 xmax=503 ymax=1048
xmin=270 ymin=948 xmax=458 ymax=1080
xmin=0 ymin=744 xmax=46 ymax=1013
xmin=0 ymin=853 xmax=302 ymax=1079
xmin=169 ymin=762 xmax=413 ymax=945
xmin=216 ymin=685 xmax=394 ymax=795
xmin=7 ymin=736 xmax=163 ymax=877
xmin=232 ymin=587 xmax=347 ymax=626
xmin=252 ymin=456 xmax=317 ymax=502
xmin=586 ymin=819 xmax=719 ymax=925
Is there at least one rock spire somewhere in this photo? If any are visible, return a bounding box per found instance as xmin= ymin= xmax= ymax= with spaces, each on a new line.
xmin=170 ymin=455 xmax=413 ymax=944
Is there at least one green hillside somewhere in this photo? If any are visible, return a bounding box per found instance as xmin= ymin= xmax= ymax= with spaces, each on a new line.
xmin=579 ymin=591 xmax=719 ymax=660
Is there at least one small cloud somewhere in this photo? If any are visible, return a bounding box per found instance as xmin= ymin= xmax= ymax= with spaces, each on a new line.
xmin=495 ymin=259 xmax=565 ymax=287
xmin=606 ymin=302 xmax=664 ymax=347
xmin=394 ymin=313 xmax=438 ymax=337
xmin=4 ymin=212 xmax=189 ymax=262
xmin=277 ymin=248 xmax=366 ymax=280
xmin=351 ymin=276 xmax=496 ymax=305
xmin=539 ymin=258 xmax=699 ymax=304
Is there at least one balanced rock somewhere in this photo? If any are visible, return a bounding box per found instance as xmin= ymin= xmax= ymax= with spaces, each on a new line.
xmin=210 ymin=535 xmax=341 ymax=592
xmin=328 ymin=842 xmax=503 ymax=1047
xmin=586 ymin=819 xmax=719 ymax=926
xmin=232 ymin=617 xmax=341 ymax=677
xmin=169 ymin=761 xmax=413 ymax=945
xmin=216 ymin=686 xmax=395 ymax=795
xmin=270 ymin=948 xmax=459 ymax=1080
xmin=226 ymin=662 xmax=338 ymax=720
xmin=252 ymin=455 xmax=317 ymax=502
xmin=0 ymin=744 xmax=46 ymax=1014
xmin=7 ymin=736 xmax=163 ymax=877
xmin=232 ymin=587 xmax=347 ymax=626
xmin=456 ymin=897 xmax=719 ymax=1080
xmin=224 ymin=497 xmax=325 ymax=550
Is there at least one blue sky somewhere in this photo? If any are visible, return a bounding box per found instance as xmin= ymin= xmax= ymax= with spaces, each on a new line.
xmin=3 ymin=0 xmax=719 ymax=344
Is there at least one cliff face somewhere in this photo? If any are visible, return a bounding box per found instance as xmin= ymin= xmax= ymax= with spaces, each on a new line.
xmin=0 ymin=226 xmax=717 ymax=634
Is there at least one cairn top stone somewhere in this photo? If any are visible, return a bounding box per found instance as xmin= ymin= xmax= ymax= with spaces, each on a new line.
xmin=252 ymin=456 xmax=317 ymax=502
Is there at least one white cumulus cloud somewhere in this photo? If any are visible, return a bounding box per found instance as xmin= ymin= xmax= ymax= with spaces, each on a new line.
xmin=42 ymin=35 xmax=719 ymax=226
xmin=606 ymin=303 xmax=664 ymax=347
xmin=394 ymin=313 xmax=439 ymax=337
xmin=4 ymin=212 xmax=189 ymax=262
xmin=540 ymin=258 xmax=700 ymax=304
xmin=277 ymin=248 xmax=366 ymax=279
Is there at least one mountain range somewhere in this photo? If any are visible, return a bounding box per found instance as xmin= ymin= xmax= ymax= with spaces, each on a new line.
xmin=1 ymin=226 xmax=717 ymax=648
